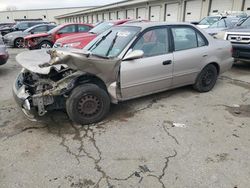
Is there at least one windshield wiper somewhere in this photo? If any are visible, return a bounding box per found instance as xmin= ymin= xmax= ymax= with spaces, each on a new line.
xmin=89 ymin=30 xmax=112 ymax=51
xmin=106 ymin=32 xmax=118 ymax=57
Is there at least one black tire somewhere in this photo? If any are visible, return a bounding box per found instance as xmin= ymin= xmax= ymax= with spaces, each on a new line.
xmin=14 ymin=38 xmax=24 ymax=48
xmin=66 ymin=84 xmax=110 ymax=125
xmin=193 ymin=64 xmax=218 ymax=92
xmin=38 ymin=41 xmax=53 ymax=49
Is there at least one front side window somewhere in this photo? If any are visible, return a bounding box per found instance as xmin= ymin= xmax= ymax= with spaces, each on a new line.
xmin=32 ymin=25 xmax=47 ymax=33
xmin=133 ymin=27 xmax=169 ymax=57
xmin=58 ymin=25 xmax=76 ymax=34
xmin=171 ymin=27 xmax=206 ymax=51
xmin=78 ymin=25 xmax=91 ymax=32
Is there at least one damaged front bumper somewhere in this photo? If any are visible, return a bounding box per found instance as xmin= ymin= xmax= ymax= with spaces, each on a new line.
xmin=13 ymin=71 xmax=39 ymax=120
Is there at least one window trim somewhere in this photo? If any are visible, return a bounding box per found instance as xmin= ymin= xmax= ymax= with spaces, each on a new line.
xmin=169 ymin=25 xmax=208 ymax=52
xmin=127 ymin=25 xmax=173 ymax=58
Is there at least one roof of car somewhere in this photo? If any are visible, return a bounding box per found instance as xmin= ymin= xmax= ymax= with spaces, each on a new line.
xmin=118 ymin=21 xmax=194 ymax=29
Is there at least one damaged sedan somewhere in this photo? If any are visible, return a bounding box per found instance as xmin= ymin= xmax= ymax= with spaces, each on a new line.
xmin=13 ymin=22 xmax=233 ymax=124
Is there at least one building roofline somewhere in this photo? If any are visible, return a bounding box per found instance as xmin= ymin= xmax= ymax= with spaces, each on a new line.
xmin=55 ymin=0 xmax=149 ymax=19
xmin=0 ymin=6 xmax=98 ymax=13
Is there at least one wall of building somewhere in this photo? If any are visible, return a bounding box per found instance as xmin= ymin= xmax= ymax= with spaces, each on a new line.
xmin=56 ymin=0 xmax=250 ymax=24
xmin=0 ymin=7 xmax=94 ymax=23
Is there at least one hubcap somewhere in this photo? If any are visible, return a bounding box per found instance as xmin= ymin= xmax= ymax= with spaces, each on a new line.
xmin=77 ymin=94 xmax=102 ymax=117
xmin=202 ymin=69 xmax=214 ymax=87
xmin=41 ymin=43 xmax=51 ymax=49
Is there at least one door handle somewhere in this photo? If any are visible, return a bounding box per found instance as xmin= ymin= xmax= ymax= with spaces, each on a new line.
xmin=203 ymin=54 xmax=208 ymax=57
xmin=162 ymin=60 xmax=172 ymax=65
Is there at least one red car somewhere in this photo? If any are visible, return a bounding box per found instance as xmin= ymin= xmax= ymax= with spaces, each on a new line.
xmin=24 ymin=23 xmax=93 ymax=50
xmin=53 ymin=19 xmax=131 ymax=49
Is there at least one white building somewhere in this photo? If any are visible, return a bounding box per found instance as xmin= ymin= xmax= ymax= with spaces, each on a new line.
xmin=0 ymin=6 xmax=97 ymax=23
xmin=55 ymin=0 xmax=250 ymax=24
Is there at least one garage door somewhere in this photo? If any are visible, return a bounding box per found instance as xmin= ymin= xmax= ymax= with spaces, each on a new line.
xmin=150 ymin=5 xmax=161 ymax=21
xmin=184 ymin=0 xmax=202 ymax=22
xmin=87 ymin=15 xmax=93 ymax=23
xmin=244 ymin=0 xmax=250 ymax=14
xmin=127 ymin=9 xmax=134 ymax=19
xmin=210 ymin=0 xmax=233 ymax=13
xmin=92 ymin=15 xmax=97 ymax=23
xmin=165 ymin=3 xmax=179 ymax=22
xmin=137 ymin=7 xmax=147 ymax=19
xmin=104 ymin=13 xmax=109 ymax=21
xmin=110 ymin=12 xmax=116 ymax=20
xmin=118 ymin=11 xmax=126 ymax=19
xmin=97 ymin=14 xmax=103 ymax=22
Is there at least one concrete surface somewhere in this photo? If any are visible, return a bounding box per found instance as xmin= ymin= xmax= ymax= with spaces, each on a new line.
xmin=0 ymin=48 xmax=249 ymax=188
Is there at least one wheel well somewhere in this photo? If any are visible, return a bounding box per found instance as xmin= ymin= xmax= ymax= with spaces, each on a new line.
xmin=40 ymin=40 xmax=53 ymax=46
xmin=208 ymin=62 xmax=220 ymax=74
xmin=74 ymin=75 xmax=107 ymax=91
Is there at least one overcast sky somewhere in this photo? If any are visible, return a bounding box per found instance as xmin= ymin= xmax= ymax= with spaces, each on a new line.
xmin=0 ymin=0 xmax=123 ymax=11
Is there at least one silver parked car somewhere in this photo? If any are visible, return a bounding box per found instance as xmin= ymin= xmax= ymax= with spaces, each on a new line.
xmin=0 ymin=37 xmax=9 ymax=65
xmin=3 ymin=24 xmax=56 ymax=48
xmin=13 ymin=22 xmax=233 ymax=124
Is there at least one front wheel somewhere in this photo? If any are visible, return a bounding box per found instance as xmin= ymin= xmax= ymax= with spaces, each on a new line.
xmin=193 ymin=64 xmax=218 ymax=92
xmin=39 ymin=41 xmax=53 ymax=49
xmin=14 ymin=38 xmax=24 ymax=48
xmin=66 ymin=84 xmax=110 ymax=125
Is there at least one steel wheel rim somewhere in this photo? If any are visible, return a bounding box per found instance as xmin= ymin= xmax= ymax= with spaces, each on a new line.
xmin=202 ymin=69 xmax=214 ymax=87
xmin=41 ymin=43 xmax=51 ymax=49
xmin=77 ymin=94 xmax=102 ymax=118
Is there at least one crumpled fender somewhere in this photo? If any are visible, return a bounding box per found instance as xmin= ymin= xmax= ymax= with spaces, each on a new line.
xmin=16 ymin=49 xmax=121 ymax=85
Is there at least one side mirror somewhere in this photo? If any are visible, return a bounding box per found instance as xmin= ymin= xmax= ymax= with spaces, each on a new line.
xmin=123 ymin=50 xmax=144 ymax=61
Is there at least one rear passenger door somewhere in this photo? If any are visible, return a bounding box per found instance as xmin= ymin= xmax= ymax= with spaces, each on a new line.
xmin=170 ymin=26 xmax=209 ymax=87
xmin=77 ymin=24 xmax=92 ymax=33
xmin=120 ymin=27 xmax=173 ymax=100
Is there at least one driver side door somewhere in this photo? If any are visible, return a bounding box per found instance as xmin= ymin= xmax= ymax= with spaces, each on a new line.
xmin=120 ymin=27 xmax=173 ymax=100
xmin=55 ymin=25 xmax=77 ymax=41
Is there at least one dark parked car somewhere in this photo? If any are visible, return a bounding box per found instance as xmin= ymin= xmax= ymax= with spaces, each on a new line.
xmin=224 ymin=16 xmax=250 ymax=62
xmin=0 ymin=21 xmax=49 ymax=36
xmin=24 ymin=23 xmax=93 ymax=50
xmin=3 ymin=24 xmax=56 ymax=48
xmin=0 ymin=38 xmax=9 ymax=66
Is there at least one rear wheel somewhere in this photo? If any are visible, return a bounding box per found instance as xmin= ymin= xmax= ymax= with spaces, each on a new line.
xmin=39 ymin=41 xmax=53 ymax=49
xmin=193 ymin=64 xmax=218 ymax=92
xmin=14 ymin=38 xmax=24 ymax=48
xmin=66 ymin=84 xmax=110 ymax=125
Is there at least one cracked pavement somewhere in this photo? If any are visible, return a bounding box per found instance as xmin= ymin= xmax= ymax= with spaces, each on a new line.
xmin=0 ymin=48 xmax=250 ymax=188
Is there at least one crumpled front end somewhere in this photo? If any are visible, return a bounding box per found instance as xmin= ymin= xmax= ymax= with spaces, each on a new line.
xmin=13 ymin=49 xmax=121 ymax=119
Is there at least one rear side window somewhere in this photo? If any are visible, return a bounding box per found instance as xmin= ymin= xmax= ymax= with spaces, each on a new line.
xmin=133 ymin=27 xmax=169 ymax=57
xmin=18 ymin=23 xmax=29 ymax=30
xmin=171 ymin=27 xmax=206 ymax=51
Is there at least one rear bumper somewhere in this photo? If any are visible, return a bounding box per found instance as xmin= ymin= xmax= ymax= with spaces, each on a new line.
xmin=232 ymin=43 xmax=250 ymax=62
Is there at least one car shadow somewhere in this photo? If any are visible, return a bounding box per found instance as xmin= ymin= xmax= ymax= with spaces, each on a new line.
xmin=233 ymin=61 xmax=250 ymax=71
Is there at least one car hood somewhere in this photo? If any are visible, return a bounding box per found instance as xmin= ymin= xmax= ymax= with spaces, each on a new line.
xmin=56 ymin=32 xmax=97 ymax=44
xmin=226 ymin=26 xmax=250 ymax=33
xmin=16 ymin=49 xmax=120 ymax=84
xmin=25 ymin=32 xmax=49 ymax=39
xmin=5 ymin=31 xmax=29 ymax=37
xmin=204 ymin=28 xmax=226 ymax=34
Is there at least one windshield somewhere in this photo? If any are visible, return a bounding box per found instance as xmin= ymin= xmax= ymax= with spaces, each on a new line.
xmin=89 ymin=21 xmax=114 ymax=34
xmin=209 ymin=18 xmax=240 ymax=28
xmin=48 ymin=25 xmax=61 ymax=34
xmin=199 ymin=16 xmax=221 ymax=25
xmin=241 ymin=17 xmax=250 ymax=27
xmin=85 ymin=26 xmax=141 ymax=58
